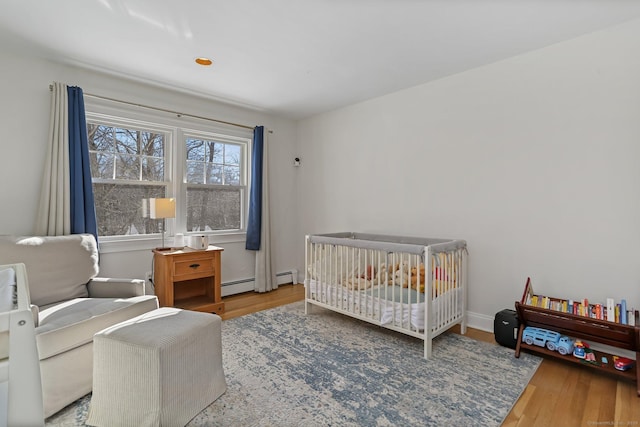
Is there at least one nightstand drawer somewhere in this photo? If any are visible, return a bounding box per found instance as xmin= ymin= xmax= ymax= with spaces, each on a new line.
xmin=174 ymin=258 xmax=214 ymax=279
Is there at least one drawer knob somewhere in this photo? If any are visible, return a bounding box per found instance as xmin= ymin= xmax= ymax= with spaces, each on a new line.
xmin=189 ymin=263 xmax=201 ymax=269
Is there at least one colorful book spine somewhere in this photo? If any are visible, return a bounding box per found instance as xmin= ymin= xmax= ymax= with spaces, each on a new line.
xmin=607 ymin=298 xmax=615 ymax=322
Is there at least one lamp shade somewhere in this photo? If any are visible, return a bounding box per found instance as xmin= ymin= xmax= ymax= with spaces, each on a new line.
xmin=149 ymin=198 xmax=176 ymax=219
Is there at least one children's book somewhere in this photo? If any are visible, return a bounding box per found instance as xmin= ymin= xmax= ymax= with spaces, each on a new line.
xmin=607 ymin=298 xmax=615 ymax=322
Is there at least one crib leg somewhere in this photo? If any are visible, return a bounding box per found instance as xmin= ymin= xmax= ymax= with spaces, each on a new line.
xmin=424 ymin=338 xmax=432 ymax=359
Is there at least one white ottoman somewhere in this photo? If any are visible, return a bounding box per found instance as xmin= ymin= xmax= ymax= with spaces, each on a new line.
xmin=86 ymin=307 xmax=226 ymax=427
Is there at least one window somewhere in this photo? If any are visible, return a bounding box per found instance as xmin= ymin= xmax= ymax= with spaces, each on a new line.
xmin=88 ymin=121 xmax=169 ymax=237
xmin=86 ymin=110 xmax=250 ymax=241
xmin=185 ymin=135 xmax=246 ymax=232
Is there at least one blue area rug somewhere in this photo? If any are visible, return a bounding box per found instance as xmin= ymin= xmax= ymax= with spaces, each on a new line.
xmin=46 ymin=301 xmax=540 ymax=426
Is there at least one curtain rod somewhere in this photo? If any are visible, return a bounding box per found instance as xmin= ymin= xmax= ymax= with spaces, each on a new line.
xmin=49 ymin=84 xmax=255 ymax=131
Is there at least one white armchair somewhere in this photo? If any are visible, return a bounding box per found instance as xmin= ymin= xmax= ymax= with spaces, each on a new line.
xmin=0 ymin=234 xmax=159 ymax=418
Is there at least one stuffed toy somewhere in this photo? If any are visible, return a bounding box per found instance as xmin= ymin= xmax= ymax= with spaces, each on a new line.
xmin=410 ymin=264 xmax=426 ymax=293
xmin=344 ymin=276 xmax=373 ymax=290
xmin=374 ymin=263 xmax=390 ymax=285
xmin=393 ymin=261 xmax=410 ymax=288
xmin=360 ymin=264 xmax=376 ymax=280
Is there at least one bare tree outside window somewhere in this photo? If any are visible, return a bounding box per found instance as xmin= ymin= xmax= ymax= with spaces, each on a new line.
xmin=186 ymin=137 xmax=244 ymax=232
xmin=187 ymin=187 xmax=241 ymax=231
xmin=88 ymin=123 xmax=167 ymax=237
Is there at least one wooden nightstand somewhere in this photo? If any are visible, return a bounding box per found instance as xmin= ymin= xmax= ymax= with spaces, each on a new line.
xmin=152 ymin=246 xmax=225 ymax=314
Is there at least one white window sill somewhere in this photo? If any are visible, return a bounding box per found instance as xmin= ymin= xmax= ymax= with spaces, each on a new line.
xmin=98 ymin=232 xmax=247 ymax=254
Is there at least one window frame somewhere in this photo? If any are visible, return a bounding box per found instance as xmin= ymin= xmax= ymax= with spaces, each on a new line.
xmin=179 ymin=128 xmax=249 ymax=235
xmin=84 ymin=99 xmax=252 ymax=253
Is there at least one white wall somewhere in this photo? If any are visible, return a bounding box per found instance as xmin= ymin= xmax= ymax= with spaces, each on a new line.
xmin=296 ymin=19 xmax=640 ymax=328
xmin=2 ymin=18 xmax=639 ymax=324
xmin=0 ymin=45 xmax=299 ymax=290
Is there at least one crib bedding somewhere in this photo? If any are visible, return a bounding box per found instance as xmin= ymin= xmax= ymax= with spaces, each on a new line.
xmin=307 ymin=279 xmax=462 ymax=331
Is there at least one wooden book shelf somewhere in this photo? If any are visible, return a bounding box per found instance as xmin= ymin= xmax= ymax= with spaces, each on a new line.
xmin=514 ymin=279 xmax=640 ymax=396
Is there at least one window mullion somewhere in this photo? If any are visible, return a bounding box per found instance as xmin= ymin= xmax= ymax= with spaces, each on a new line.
xmin=111 ymin=127 xmax=117 ymax=180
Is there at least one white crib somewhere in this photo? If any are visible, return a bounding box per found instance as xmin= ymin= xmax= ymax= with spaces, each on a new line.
xmin=304 ymin=232 xmax=468 ymax=359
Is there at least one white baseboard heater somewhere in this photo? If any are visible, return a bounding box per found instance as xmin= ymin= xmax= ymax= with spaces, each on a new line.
xmin=221 ymin=269 xmax=299 ymax=297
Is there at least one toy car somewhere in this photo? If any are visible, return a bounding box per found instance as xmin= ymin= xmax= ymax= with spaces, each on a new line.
xmin=556 ymin=336 xmax=574 ymax=356
xmin=613 ymin=356 xmax=635 ymax=371
xmin=573 ymin=340 xmax=589 ymax=359
xmin=522 ymin=327 xmax=573 ymax=355
xmin=523 ymin=327 xmax=559 ymax=348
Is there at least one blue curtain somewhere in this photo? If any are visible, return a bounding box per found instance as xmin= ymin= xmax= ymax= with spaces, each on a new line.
xmin=246 ymin=126 xmax=264 ymax=250
xmin=67 ymin=86 xmax=98 ymax=242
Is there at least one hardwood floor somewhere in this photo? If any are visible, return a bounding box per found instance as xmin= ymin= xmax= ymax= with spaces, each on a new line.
xmin=222 ymin=284 xmax=640 ymax=426
xmin=220 ymin=282 xmax=306 ymax=321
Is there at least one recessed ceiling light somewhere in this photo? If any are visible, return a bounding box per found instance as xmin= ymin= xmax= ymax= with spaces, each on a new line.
xmin=195 ymin=57 xmax=213 ymax=66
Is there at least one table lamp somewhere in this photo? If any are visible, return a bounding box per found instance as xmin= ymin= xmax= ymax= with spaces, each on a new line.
xmin=150 ymin=198 xmax=175 ymax=250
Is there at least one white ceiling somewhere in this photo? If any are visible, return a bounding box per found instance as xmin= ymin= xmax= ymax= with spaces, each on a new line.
xmin=1 ymin=0 xmax=640 ymax=119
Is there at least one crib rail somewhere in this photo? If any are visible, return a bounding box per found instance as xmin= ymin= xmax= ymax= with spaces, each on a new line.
xmin=304 ymin=233 xmax=467 ymax=359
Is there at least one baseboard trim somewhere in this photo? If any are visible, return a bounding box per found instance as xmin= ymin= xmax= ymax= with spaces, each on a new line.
xmin=221 ymin=270 xmax=298 ymax=297
xmin=467 ymin=311 xmax=495 ymax=333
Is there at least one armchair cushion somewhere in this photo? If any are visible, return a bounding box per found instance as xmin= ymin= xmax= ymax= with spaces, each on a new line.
xmin=35 ymin=296 xmax=159 ymax=360
xmin=87 ymin=277 xmax=145 ymax=298
xmin=0 ymin=235 xmax=98 ymax=307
